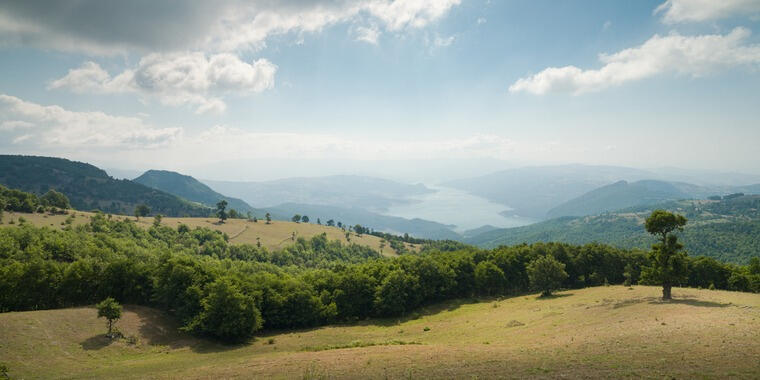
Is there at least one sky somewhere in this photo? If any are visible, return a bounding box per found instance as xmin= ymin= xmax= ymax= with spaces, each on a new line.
xmin=1 ymin=0 xmax=760 ymax=181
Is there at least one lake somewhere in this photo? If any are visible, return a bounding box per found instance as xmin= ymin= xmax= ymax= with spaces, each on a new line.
xmin=382 ymin=185 xmax=537 ymax=233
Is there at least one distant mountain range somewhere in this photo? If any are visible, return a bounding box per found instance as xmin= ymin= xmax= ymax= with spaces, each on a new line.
xmin=0 ymin=155 xmax=210 ymax=217
xmin=268 ymin=202 xmax=460 ymax=240
xmin=466 ymin=195 xmax=760 ymax=264
xmin=443 ymin=164 xmax=656 ymax=219
xmin=204 ymin=175 xmax=433 ymax=212
xmin=445 ymin=164 xmax=760 ymax=220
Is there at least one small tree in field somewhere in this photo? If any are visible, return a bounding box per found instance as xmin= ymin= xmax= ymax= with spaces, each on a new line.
xmin=642 ymin=210 xmax=689 ymax=300
xmin=301 ymin=215 xmax=310 ymax=223
xmin=265 ymin=212 xmax=271 ymax=224
xmin=292 ymin=214 xmax=302 ymax=223
xmin=527 ymin=255 xmax=568 ymax=297
xmin=134 ymin=204 xmax=150 ymax=220
xmin=96 ymin=297 xmax=122 ymax=338
xmin=216 ymin=200 xmax=228 ymax=223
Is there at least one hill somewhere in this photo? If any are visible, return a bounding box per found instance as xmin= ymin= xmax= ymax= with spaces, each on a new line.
xmin=133 ymin=170 xmax=256 ymax=214
xmin=268 ymin=202 xmax=460 ymax=240
xmin=1 ymin=210 xmax=411 ymax=256
xmin=1 ymin=286 xmax=758 ymax=379
xmin=443 ymin=164 xmax=656 ymax=219
xmin=467 ymin=195 xmax=760 ymax=264
xmin=546 ymin=179 xmax=704 ymax=218
xmin=0 ymin=155 xmax=210 ymax=217
xmin=203 ymin=175 xmax=434 ymax=211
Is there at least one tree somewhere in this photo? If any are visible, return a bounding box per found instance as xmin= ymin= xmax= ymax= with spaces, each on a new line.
xmin=153 ymin=214 xmax=163 ymax=227
xmin=527 ymin=255 xmax=568 ymax=297
xmin=301 ymin=215 xmax=310 ymax=223
xmin=265 ymin=212 xmax=271 ymax=224
xmin=216 ymin=200 xmax=228 ymax=223
xmin=317 ymin=218 xmax=321 ymax=225
xmin=41 ymin=189 xmax=70 ymax=209
xmin=134 ymin=204 xmax=150 ymax=220
xmin=292 ymin=214 xmax=302 ymax=223
xmin=190 ymin=277 xmax=262 ymax=343
xmin=642 ymin=210 xmax=689 ymax=300
xmin=96 ymin=297 xmax=122 ymax=338
xmin=326 ymin=219 xmax=335 ymax=227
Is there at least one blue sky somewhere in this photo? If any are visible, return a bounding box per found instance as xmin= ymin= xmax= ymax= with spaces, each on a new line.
xmin=1 ymin=0 xmax=759 ymax=180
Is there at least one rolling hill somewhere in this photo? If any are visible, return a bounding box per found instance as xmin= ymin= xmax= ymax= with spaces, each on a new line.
xmin=0 ymin=155 xmax=210 ymax=217
xmin=467 ymin=195 xmax=760 ymax=264
xmin=1 ymin=286 xmax=758 ymax=379
xmin=133 ymin=170 xmax=257 ymax=214
xmin=546 ymin=179 xmax=705 ymax=218
xmin=2 ymin=210 xmax=411 ymax=256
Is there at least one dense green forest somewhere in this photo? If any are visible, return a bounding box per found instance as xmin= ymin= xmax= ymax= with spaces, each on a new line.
xmin=0 ymin=155 xmax=211 ymax=217
xmin=1 ymin=208 xmax=758 ymax=343
xmin=468 ymin=195 xmax=760 ymax=264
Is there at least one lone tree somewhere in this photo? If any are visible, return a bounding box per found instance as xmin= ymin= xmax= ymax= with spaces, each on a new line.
xmin=301 ymin=215 xmax=310 ymax=223
xmin=96 ymin=297 xmax=122 ymax=338
xmin=134 ymin=204 xmax=150 ymax=220
xmin=292 ymin=214 xmax=302 ymax=223
xmin=527 ymin=255 xmax=568 ymax=297
xmin=265 ymin=212 xmax=271 ymax=224
xmin=642 ymin=210 xmax=689 ymax=300
xmin=216 ymin=200 xmax=228 ymax=223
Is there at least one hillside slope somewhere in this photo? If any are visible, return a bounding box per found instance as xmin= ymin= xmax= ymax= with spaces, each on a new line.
xmin=1 ymin=286 xmax=758 ymax=379
xmin=133 ymin=170 xmax=256 ymax=214
xmin=468 ymin=195 xmax=760 ymax=264
xmin=546 ymin=180 xmax=697 ymax=218
xmin=0 ymin=155 xmax=210 ymax=217
xmin=2 ymin=211 xmax=410 ymax=256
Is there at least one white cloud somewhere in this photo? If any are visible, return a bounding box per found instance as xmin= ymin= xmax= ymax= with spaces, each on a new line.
xmin=0 ymin=120 xmax=35 ymax=131
xmin=355 ymin=26 xmax=381 ymax=44
xmin=49 ymin=53 xmax=277 ymax=114
xmin=0 ymin=94 xmax=181 ymax=149
xmin=509 ymin=27 xmax=760 ymax=95
xmin=477 ymin=17 xmax=487 ymax=25
xmin=434 ymin=35 xmax=455 ymax=47
xmin=655 ymin=0 xmax=760 ymax=23
xmin=0 ymin=1 xmax=461 ymax=55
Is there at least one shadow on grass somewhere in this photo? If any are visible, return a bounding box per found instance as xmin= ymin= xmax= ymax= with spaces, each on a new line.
xmin=124 ymin=305 xmax=240 ymax=354
xmin=535 ymin=293 xmax=574 ymax=301
xmin=648 ymin=298 xmax=731 ymax=308
xmin=80 ymin=334 xmax=115 ymax=350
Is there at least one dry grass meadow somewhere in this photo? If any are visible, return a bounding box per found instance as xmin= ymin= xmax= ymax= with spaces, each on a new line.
xmin=1 ymin=286 xmax=758 ymax=379
xmin=0 ymin=211 xmax=413 ymax=256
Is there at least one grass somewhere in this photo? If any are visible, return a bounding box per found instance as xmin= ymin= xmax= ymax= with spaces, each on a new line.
xmin=1 ymin=286 xmax=759 ymax=379
xmin=0 ymin=211 xmax=413 ymax=256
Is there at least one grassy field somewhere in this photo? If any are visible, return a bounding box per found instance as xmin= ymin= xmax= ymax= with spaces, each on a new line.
xmin=0 ymin=211 xmax=415 ymax=256
xmin=1 ymin=286 xmax=758 ymax=379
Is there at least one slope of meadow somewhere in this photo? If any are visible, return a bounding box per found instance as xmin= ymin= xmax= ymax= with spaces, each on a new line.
xmin=1 ymin=211 xmax=412 ymax=256
xmin=1 ymin=286 xmax=758 ymax=379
